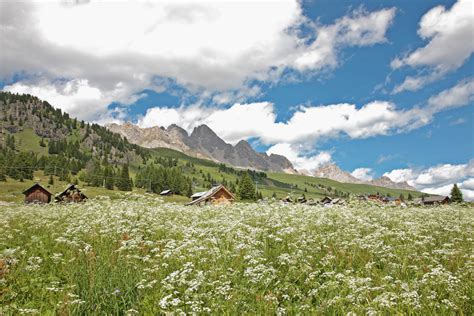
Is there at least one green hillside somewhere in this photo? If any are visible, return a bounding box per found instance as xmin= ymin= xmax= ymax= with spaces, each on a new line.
xmin=0 ymin=92 xmax=422 ymax=203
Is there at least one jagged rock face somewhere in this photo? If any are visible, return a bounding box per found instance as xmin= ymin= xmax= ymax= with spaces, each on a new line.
xmin=369 ymin=176 xmax=416 ymax=191
xmin=314 ymin=163 xmax=365 ymax=184
xmin=314 ymin=163 xmax=416 ymax=190
xmin=106 ymin=123 xmax=297 ymax=173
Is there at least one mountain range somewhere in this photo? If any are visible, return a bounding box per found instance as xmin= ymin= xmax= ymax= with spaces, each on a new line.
xmin=107 ymin=123 xmax=415 ymax=191
xmin=313 ymin=163 xmax=415 ymax=190
xmin=107 ymin=123 xmax=297 ymax=174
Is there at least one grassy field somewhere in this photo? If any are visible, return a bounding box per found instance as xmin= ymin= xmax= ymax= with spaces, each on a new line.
xmin=1 ymin=199 xmax=472 ymax=314
xmin=0 ymin=171 xmax=190 ymax=204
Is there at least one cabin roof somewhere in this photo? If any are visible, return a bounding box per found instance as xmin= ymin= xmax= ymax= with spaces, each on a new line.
xmin=187 ymin=185 xmax=235 ymax=205
xmin=160 ymin=189 xmax=172 ymax=195
xmin=191 ymin=191 xmax=207 ymax=198
xmin=423 ymin=195 xmax=449 ymax=202
xmin=56 ymin=184 xmax=87 ymax=199
xmin=22 ymin=183 xmax=52 ymax=196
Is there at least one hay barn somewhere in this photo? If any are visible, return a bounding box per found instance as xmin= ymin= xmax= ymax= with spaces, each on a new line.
xmin=23 ymin=183 xmax=52 ymax=204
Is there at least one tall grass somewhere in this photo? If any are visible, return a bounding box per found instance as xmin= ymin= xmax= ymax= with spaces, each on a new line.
xmin=1 ymin=195 xmax=473 ymax=314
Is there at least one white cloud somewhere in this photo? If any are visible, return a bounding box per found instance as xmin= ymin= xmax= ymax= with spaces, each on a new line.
xmin=391 ymin=0 xmax=474 ymax=93
xmin=0 ymin=0 xmax=396 ymax=119
xmin=293 ymin=7 xmax=396 ymax=71
xmin=3 ymin=79 xmax=144 ymax=121
xmin=266 ymin=143 xmax=332 ymax=172
xmin=137 ymin=78 xmax=473 ymax=146
xmin=384 ymin=161 xmax=474 ymax=200
xmin=351 ymin=168 xmax=374 ymax=181
xmin=427 ymin=78 xmax=474 ymax=112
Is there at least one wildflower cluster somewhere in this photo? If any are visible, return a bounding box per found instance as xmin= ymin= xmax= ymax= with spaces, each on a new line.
xmin=0 ymin=197 xmax=472 ymax=314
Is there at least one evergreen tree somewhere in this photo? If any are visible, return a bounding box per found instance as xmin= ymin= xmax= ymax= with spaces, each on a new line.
xmin=104 ymin=165 xmax=114 ymax=190
xmin=117 ymin=164 xmax=132 ymax=191
xmin=450 ymin=184 xmax=463 ymax=203
xmin=48 ymin=175 xmax=54 ymax=185
xmin=238 ymin=172 xmax=256 ymax=201
xmin=272 ymin=192 xmax=277 ymax=199
xmin=0 ymin=167 xmax=6 ymax=181
xmin=399 ymin=194 xmax=405 ymax=201
xmin=407 ymin=193 xmax=413 ymax=201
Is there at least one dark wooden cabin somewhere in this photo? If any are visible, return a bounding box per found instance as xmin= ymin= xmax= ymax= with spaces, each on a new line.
xmin=187 ymin=185 xmax=235 ymax=206
xmin=420 ymin=195 xmax=450 ymax=205
xmin=23 ymin=183 xmax=52 ymax=204
xmin=55 ymin=184 xmax=88 ymax=203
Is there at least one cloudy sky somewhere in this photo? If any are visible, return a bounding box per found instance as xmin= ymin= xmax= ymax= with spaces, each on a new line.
xmin=1 ymin=0 xmax=473 ymax=199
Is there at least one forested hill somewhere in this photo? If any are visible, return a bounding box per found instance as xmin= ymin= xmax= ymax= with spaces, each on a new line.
xmin=0 ymin=92 xmax=147 ymax=162
xmin=0 ymin=91 xmax=150 ymax=187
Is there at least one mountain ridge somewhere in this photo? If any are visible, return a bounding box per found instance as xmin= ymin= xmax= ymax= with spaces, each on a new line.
xmin=107 ymin=122 xmax=297 ymax=174
xmin=313 ymin=163 xmax=416 ymax=191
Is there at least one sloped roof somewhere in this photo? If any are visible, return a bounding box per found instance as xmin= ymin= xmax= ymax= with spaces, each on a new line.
xmin=187 ymin=185 xmax=235 ymax=205
xmin=423 ymin=195 xmax=450 ymax=202
xmin=22 ymin=183 xmax=52 ymax=196
xmin=191 ymin=191 xmax=207 ymax=198
xmin=160 ymin=189 xmax=172 ymax=195
xmin=56 ymin=184 xmax=87 ymax=199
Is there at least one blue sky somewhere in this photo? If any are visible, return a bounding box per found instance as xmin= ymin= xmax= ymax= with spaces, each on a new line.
xmin=1 ymin=0 xmax=473 ymax=198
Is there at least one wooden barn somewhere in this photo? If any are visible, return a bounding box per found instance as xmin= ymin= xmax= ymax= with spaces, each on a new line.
xmin=55 ymin=184 xmax=87 ymax=203
xmin=23 ymin=183 xmax=52 ymax=204
xmin=187 ymin=185 xmax=235 ymax=206
xmin=418 ymin=195 xmax=450 ymax=205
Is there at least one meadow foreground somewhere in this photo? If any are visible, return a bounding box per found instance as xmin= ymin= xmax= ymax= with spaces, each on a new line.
xmin=1 ymin=196 xmax=473 ymax=315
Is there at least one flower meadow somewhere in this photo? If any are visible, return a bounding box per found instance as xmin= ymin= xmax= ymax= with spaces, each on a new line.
xmin=1 ymin=195 xmax=473 ymax=315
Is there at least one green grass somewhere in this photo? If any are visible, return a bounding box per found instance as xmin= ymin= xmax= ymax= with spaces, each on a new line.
xmin=1 ymin=200 xmax=472 ymax=314
xmin=0 ymin=171 xmax=190 ymax=203
xmin=14 ymin=129 xmax=48 ymax=156
xmin=268 ymin=171 xmax=422 ymax=198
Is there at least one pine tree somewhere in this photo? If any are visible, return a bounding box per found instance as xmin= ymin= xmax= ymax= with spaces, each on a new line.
xmin=48 ymin=175 xmax=54 ymax=185
xmin=450 ymin=184 xmax=463 ymax=203
xmin=238 ymin=172 xmax=256 ymax=201
xmin=272 ymin=192 xmax=277 ymax=199
xmin=104 ymin=166 xmax=114 ymax=190
xmin=117 ymin=164 xmax=132 ymax=191
xmin=399 ymin=194 xmax=405 ymax=201
xmin=0 ymin=167 xmax=6 ymax=181
xmin=407 ymin=193 xmax=413 ymax=201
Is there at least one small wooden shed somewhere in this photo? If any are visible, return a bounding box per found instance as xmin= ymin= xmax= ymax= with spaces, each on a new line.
xmin=187 ymin=185 xmax=235 ymax=206
xmin=55 ymin=184 xmax=87 ymax=203
xmin=23 ymin=183 xmax=52 ymax=204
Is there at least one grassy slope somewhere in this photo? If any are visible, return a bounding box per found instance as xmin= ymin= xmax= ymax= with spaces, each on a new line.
xmin=151 ymin=147 xmax=422 ymax=199
xmin=2 ymin=128 xmax=422 ymax=203
xmin=0 ymin=171 xmax=190 ymax=203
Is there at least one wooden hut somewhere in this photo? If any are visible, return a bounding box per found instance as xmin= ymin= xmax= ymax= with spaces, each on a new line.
xmin=418 ymin=195 xmax=450 ymax=205
xmin=320 ymin=196 xmax=333 ymax=205
xmin=187 ymin=185 xmax=235 ymax=206
xmin=23 ymin=183 xmax=52 ymax=204
xmin=55 ymin=184 xmax=87 ymax=203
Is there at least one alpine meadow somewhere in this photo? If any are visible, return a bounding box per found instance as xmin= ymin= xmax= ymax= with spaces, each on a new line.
xmin=1 ymin=0 xmax=473 ymax=315
xmin=1 ymin=198 xmax=473 ymax=314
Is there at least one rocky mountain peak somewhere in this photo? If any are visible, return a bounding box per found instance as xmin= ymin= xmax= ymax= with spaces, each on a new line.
xmin=107 ymin=122 xmax=295 ymax=173
xmin=314 ymin=163 xmax=364 ymax=184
